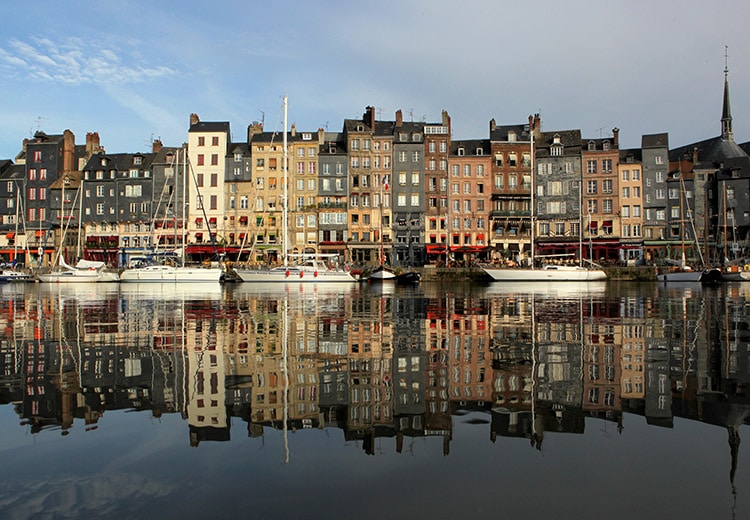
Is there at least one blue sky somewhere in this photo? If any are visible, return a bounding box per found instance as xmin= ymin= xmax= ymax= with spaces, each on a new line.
xmin=1 ymin=0 xmax=749 ymax=159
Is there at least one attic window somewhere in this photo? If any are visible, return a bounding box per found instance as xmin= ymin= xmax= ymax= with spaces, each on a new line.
xmin=356 ymin=124 xmax=364 ymax=132
xmin=134 ymin=156 xmax=142 ymax=165
xmin=603 ymin=141 xmax=611 ymax=151
xmin=328 ymin=143 xmax=337 ymax=154
xmin=302 ymin=133 xmax=312 ymax=141
xmin=100 ymin=158 xmax=107 ymax=166
xmin=588 ymin=141 xmax=596 ymax=152
xmin=475 ymin=148 xmax=483 ymax=156
xmin=412 ymin=133 xmax=422 ymax=142
xmin=457 ymin=148 xmax=465 ymax=156
xmin=508 ymin=131 xmax=516 ymax=142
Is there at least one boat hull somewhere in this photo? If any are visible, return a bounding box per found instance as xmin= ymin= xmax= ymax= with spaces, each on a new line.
xmin=657 ymin=268 xmax=723 ymax=284
xmin=235 ymin=266 xmax=356 ymax=283
xmin=119 ymin=266 xmax=223 ymax=283
xmin=37 ymin=270 xmax=120 ymax=283
xmin=483 ymin=265 xmax=607 ymax=282
xmin=369 ymin=266 xmax=396 ymax=281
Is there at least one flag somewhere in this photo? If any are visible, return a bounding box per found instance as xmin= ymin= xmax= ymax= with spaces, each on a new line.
xmin=382 ymin=175 xmax=389 ymax=190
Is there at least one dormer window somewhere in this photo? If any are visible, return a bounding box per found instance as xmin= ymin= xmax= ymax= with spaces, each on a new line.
xmin=399 ymin=133 xmax=408 ymax=142
xmin=588 ymin=141 xmax=596 ymax=152
xmin=475 ymin=148 xmax=483 ymax=156
xmin=412 ymin=133 xmax=422 ymax=142
xmin=356 ymin=124 xmax=364 ymax=132
xmin=508 ymin=130 xmax=517 ymax=142
xmin=302 ymin=133 xmax=312 ymax=141
xmin=134 ymin=156 xmax=142 ymax=165
xmin=457 ymin=147 xmax=465 ymax=156
xmin=100 ymin=158 xmax=107 ymax=166
xmin=603 ymin=141 xmax=611 ymax=151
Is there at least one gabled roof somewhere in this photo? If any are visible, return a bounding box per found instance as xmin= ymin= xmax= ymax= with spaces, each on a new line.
xmin=535 ymin=129 xmax=582 ymax=157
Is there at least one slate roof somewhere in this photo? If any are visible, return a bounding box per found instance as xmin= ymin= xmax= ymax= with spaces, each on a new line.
xmin=189 ymin=121 xmax=230 ymax=133
xmin=641 ymin=133 xmax=669 ymax=149
xmin=451 ymin=139 xmax=491 ymax=155
xmin=489 ymin=123 xmax=531 ymax=142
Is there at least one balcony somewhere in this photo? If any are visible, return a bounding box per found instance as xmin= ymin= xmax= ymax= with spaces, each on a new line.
xmin=490 ymin=210 xmax=531 ymax=218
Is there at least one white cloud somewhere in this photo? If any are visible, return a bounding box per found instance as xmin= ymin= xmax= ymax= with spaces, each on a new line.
xmin=1 ymin=36 xmax=176 ymax=86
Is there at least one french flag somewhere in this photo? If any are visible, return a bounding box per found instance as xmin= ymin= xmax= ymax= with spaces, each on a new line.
xmin=382 ymin=175 xmax=389 ymax=190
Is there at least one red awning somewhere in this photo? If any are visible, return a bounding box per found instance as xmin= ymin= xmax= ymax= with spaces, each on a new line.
xmin=5 ymin=232 xmax=15 ymax=239
xmin=239 ymin=216 xmax=248 ymax=223
xmin=209 ymin=217 xmax=217 ymax=225
xmin=426 ymin=244 xmax=447 ymax=254
xmin=195 ymin=217 xmax=203 ymax=224
xmin=36 ymin=230 xmax=44 ymax=237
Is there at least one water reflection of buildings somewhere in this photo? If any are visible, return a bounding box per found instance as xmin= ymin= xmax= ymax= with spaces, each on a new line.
xmin=0 ymin=283 xmax=748 ymax=470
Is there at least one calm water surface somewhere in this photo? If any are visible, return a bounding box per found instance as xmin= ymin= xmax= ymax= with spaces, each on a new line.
xmin=0 ymin=280 xmax=747 ymax=519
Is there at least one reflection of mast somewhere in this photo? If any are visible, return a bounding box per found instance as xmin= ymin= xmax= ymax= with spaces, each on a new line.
xmin=281 ymin=288 xmax=290 ymax=464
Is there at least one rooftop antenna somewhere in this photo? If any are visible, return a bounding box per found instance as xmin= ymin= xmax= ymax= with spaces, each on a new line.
xmin=407 ymin=109 xmax=415 ymax=122
xmin=376 ymin=107 xmax=383 ymax=119
xmin=35 ymin=115 xmax=47 ymax=133
xmin=257 ymin=110 xmax=265 ymax=126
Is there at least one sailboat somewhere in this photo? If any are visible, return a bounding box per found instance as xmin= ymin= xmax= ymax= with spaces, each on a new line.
xmin=483 ymin=123 xmax=607 ymax=282
xmin=120 ymin=147 xmax=223 ymax=283
xmin=235 ymin=97 xmax=356 ymax=284
xmin=656 ymin=173 xmax=722 ymax=283
xmin=37 ymin=176 xmax=119 ymax=283
xmin=0 ymin=188 xmax=33 ymax=283
xmin=368 ymin=174 xmax=396 ymax=282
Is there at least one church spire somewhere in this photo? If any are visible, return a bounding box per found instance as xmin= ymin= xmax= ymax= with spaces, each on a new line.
xmin=722 ymin=44 xmax=734 ymax=141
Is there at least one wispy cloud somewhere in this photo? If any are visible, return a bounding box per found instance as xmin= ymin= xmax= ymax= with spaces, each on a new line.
xmin=0 ymin=36 xmax=175 ymax=85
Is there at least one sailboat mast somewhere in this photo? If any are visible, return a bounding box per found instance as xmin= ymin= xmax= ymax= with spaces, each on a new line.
xmin=182 ymin=145 xmax=188 ymax=263
xmin=282 ymin=95 xmax=289 ymax=268
xmin=529 ymin=122 xmax=535 ymax=267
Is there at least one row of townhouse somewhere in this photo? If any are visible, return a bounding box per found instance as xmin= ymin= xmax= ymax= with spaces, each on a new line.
xmin=1 ymin=69 xmax=749 ymax=268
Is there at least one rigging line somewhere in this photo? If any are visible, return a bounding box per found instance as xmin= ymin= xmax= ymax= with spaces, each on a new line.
xmin=185 ymin=154 xmax=221 ymax=262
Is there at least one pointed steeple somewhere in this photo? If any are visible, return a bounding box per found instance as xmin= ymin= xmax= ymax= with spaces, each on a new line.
xmin=722 ymin=44 xmax=734 ymax=141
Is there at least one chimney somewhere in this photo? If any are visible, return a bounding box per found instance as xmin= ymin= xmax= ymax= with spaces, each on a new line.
xmin=441 ymin=110 xmax=451 ymax=129
xmin=247 ymin=122 xmax=263 ymax=142
xmin=489 ymin=119 xmax=496 ymax=132
xmin=531 ymin=114 xmax=542 ymax=140
xmin=291 ymin=123 xmax=296 ymax=137
xmin=85 ymin=132 xmax=101 ymax=155
xmin=190 ymin=113 xmax=200 ymax=126
xmin=396 ymin=109 xmax=403 ymax=127
xmin=612 ymin=127 xmax=620 ymax=148
xmin=318 ymin=127 xmax=325 ymax=144
xmin=152 ymin=139 xmax=163 ymax=153
xmin=62 ymin=129 xmax=75 ymax=174
xmin=364 ymin=106 xmax=376 ymax=130
xmin=692 ymin=146 xmax=699 ymax=165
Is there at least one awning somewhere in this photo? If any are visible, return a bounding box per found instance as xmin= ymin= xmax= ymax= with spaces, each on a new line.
xmin=209 ymin=217 xmax=217 ymax=225
xmin=426 ymin=244 xmax=447 ymax=254
xmin=5 ymin=232 xmax=15 ymax=239
xmin=195 ymin=217 xmax=203 ymax=224
xmin=239 ymin=216 xmax=248 ymax=223
xmin=35 ymin=230 xmax=44 ymax=238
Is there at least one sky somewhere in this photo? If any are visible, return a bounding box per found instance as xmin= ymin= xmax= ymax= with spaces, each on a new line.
xmin=1 ymin=0 xmax=749 ymax=159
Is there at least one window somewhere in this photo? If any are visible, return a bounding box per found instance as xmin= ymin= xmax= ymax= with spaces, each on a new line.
xmin=212 ymin=136 xmax=219 ymax=146
xmin=412 ymin=151 xmax=420 ymax=162
xmin=211 ymin=173 xmax=218 ymax=187
xmin=508 ymin=153 xmax=517 ymax=167
xmin=28 ymin=169 xmax=36 ymax=181
xmin=602 ymin=159 xmax=612 ymax=172
xmin=622 ymin=170 xmax=630 ymax=181
xmin=96 ymin=203 xmax=104 ymax=215
xmin=197 ymin=173 xmax=204 ymax=187
xmin=587 ymin=160 xmax=597 ymax=173
xmin=622 ymin=187 xmax=630 ymax=198
xmin=587 ymin=180 xmax=597 ymax=194
xmin=603 ymin=199 xmax=613 ymax=213
xmin=411 ymin=194 xmax=419 ymax=206
xmin=211 ymin=154 xmax=218 ymax=166
xmin=197 ymin=154 xmax=204 ymax=166
xmin=198 ymin=136 xmax=205 ymax=146
xmin=33 ymin=150 xmax=41 ymax=162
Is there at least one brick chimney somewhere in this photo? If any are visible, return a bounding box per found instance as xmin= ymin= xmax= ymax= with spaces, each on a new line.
xmin=190 ymin=113 xmax=200 ymax=126
xmin=489 ymin=118 xmax=496 ymax=132
xmin=364 ymin=106 xmax=376 ymax=130
xmin=396 ymin=109 xmax=403 ymax=127
xmin=85 ymin=132 xmax=101 ymax=156
xmin=152 ymin=139 xmax=163 ymax=153
xmin=441 ymin=110 xmax=451 ymax=129
xmin=612 ymin=127 xmax=620 ymax=148
xmin=318 ymin=127 xmax=325 ymax=144
xmin=62 ymin=129 xmax=75 ymax=174
xmin=247 ymin=121 xmax=263 ymax=142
